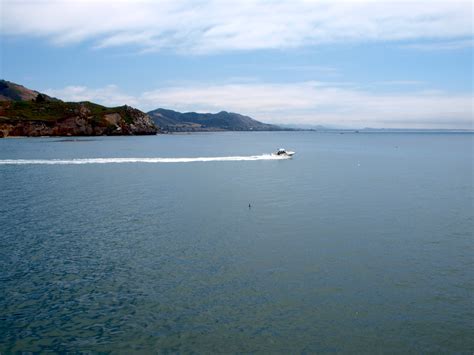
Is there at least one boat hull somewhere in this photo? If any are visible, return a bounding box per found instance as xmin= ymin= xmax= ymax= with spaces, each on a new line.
xmin=272 ymin=151 xmax=295 ymax=157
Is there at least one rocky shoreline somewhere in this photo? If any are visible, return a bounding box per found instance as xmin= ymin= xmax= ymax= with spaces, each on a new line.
xmin=0 ymin=105 xmax=157 ymax=138
xmin=0 ymin=80 xmax=158 ymax=138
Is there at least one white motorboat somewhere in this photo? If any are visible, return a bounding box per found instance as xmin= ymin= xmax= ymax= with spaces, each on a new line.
xmin=273 ymin=148 xmax=295 ymax=157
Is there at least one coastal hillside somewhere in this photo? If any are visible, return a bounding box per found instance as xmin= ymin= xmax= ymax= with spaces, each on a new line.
xmin=148 ymin=108 xmax=284 ymax=132
xmin=0 ymin=80 xmax=54 ymax=102
xmin=0 ymin=80 xmax=157 ymax=137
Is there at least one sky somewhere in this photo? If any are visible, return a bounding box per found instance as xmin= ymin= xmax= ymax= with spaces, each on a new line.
xmin=0 ymin=0 xmax=472 ymax=129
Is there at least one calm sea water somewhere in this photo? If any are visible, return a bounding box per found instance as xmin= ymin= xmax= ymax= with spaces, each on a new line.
xmin=0 ymin=132 xmax=473 ymax=353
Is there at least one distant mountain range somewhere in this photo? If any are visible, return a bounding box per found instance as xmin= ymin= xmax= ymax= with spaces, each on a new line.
xmin=0 ymin=80 xmax=290 ymax=137
xmin=2 ymin=81 xmax=470 ymax=137
xmin=0 ymin=80 xmax=157 ymax=137
xmin=148 ymin=108 xmax=286 ymax=132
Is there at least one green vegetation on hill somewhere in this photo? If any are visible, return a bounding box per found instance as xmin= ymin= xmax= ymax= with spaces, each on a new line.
xmin=0 ymin=79 xmax=157 ymax=136
xmin=0 ymin=100 xmax=135 ymax=124
xmin=148 ymin=108 xmax=286 ymax=132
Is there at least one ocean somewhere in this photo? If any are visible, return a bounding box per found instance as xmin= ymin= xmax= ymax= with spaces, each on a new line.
xmin=0 ymin=132 xmax=472 ymax=353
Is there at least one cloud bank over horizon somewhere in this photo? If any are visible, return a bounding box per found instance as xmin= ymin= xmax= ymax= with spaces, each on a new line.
xmin=1 ymin=0 xmax=472 ymax=54
xmin=45 ymin=82 xmax=473 ymax=129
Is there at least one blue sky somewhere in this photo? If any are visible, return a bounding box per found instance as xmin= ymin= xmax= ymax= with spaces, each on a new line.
xmin=1 ymin=0 xmax=472 ymax=128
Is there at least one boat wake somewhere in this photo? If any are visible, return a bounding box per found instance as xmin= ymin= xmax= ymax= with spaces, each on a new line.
xmin=0 ymin=154 xmax=292 ymax=165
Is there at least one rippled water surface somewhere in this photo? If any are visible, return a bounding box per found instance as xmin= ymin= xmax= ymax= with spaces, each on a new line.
xmin=1 ymin=132 xmax=473 ymax=353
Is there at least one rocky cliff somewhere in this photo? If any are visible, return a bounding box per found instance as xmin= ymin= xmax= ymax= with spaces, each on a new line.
xmin=0 ymin=80 xmax=158 ymax=137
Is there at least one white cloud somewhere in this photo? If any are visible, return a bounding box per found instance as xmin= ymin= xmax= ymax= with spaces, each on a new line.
xmin=44 ymin=85 xmax=138 ymax=107
xmin=1 ymin=0 xmax=472 ymax=53
xmin=400 ymin=39 xmax=474 ymax=51
xmin=44 ymin=81 xmax=474 ymax=129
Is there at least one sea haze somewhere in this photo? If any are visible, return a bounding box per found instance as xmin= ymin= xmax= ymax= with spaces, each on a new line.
xmin=0 ymin=132 xmax=472 ymax=353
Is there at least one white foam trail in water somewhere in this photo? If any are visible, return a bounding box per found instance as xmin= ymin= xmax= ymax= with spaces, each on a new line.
xmin=0 ymin=154 xmax=291 ymax=165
